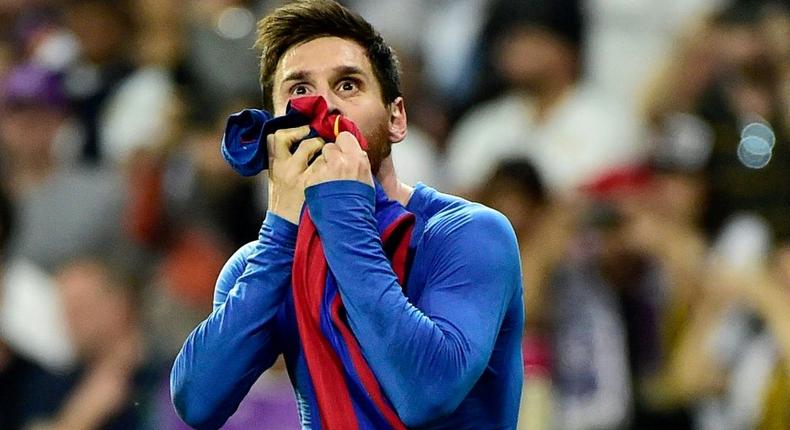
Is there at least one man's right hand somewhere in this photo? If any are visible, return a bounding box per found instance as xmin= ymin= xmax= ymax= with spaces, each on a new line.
xmin=266 ymin=126 xmax=325 ymax=224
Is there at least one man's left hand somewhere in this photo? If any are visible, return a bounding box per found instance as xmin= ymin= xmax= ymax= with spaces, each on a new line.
xmin=304 ymin=131 xmax=374 ymax=187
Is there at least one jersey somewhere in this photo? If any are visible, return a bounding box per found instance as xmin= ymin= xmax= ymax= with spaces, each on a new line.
xmin=171 ymin=181 xmax=524 ymax=429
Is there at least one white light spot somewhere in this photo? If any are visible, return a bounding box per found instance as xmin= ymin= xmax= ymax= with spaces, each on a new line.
xmin=216 ymin=7 xmax=254 ymax=40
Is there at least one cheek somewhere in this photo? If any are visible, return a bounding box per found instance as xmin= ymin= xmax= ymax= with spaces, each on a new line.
xmin=64 ymin=298 xmax=98 ymax=345
xmin=359 ymin=117 xmax=391 ymax=174
xmin=349 ymin=104 xmax=389 ymax=144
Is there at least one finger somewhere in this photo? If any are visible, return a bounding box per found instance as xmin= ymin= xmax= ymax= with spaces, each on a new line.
xmin=321 ymin=142 xmax=342 ymax=163
xmin=292 ymin=137 xmax=325 ymax=169
xmin=303 ymin=154 xmax=326 ymax=177
xmin=335 ymin=131 xmax=363 ymax=153
xmin=266 ymin=125 xmax=311 ymax=160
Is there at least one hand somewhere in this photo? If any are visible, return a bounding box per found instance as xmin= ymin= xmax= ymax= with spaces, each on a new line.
xmin=49 ymin=334 xmax=143 ymax=430
xmin=304 ymin=131 xmax=374 ymax=188
xmin=266 ymin=126 xmax=326 ymax=224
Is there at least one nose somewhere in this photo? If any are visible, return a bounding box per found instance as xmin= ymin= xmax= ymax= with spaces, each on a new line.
xmin=315 ymin=86 xmax=343 ymax=115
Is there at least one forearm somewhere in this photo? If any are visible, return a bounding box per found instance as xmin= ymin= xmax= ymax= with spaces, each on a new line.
xmin=171 ymin=213 xmax=296 ymax=429
xmin=665 ymin=295 xmax=728 ymax=400
xmin=747 ymin=274 xmax=790 ymax=374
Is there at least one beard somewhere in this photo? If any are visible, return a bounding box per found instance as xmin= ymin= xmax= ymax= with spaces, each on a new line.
xmin=361 ymin=118 xmax=391 ymax=176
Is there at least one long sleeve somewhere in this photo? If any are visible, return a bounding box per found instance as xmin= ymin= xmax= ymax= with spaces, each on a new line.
xmin=170 ymin=213 xmax=297 ymax=430
xmin=305 ymin=181 xmax=522 ymax=427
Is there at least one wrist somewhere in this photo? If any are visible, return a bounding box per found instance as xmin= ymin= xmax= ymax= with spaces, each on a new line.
xmin=262 ymin=211 xmax=299 ymax=247
xmin=305 ymin=180 xmax=375 ymax=226
xmin=268 ymin=195 xmax=303 ymax=225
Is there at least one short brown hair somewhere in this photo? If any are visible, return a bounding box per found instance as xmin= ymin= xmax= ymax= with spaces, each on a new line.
xmin=255 ymin=0 xmax=402 ymax=112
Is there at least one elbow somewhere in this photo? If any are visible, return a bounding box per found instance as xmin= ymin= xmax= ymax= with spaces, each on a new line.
xmin=171 ymin=375 xmax=227 ymax=430
xmin=172 ymin=390 xmax=224 ymax=430
xmin=398 ymin=342 xmax=485 ymax=426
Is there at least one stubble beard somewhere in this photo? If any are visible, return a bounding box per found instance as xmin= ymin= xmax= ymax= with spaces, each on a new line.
xmin=363 ymin=119 xmax=392 ymax=176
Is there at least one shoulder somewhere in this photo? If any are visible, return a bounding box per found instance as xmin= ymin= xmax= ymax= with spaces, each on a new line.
xmin=212 ymin=241 xmax=259 ymax=308
xmin=422 ymin=197 xmax=518 ymax=256
xmin=412 ymin=185 xmax=514 ymax=237
xmin=214 ymin=241 xmax=258 ymax=297
xmin=219 ymin=241 xmax=258 ymax=279
xmin=417 ymin=198 xmax=522 ymax=298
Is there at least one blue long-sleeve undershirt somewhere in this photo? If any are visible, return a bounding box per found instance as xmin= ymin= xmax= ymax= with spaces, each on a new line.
xmin=171 ymin=181 xmax=524 ymax=429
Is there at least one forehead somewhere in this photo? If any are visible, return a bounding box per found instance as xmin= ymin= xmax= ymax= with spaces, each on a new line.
xmin=275 ymin=36 xmax=374 ymax=82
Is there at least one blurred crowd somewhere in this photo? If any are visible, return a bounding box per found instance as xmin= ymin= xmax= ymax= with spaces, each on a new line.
xmin=0 ymin=0 xmax=788 ymax=429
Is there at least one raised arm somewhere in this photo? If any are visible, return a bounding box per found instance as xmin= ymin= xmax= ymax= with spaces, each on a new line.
xmin=305 ymin=180 xmax=522 ymax=426
xmin=170 ymin=213 xmax=297 ymax=429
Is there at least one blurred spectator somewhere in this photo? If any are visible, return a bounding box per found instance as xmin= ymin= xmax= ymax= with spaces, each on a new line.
xmin=151 ymin=103 xmax=264 ymax=308
xmin=61 ymin=0 xmax=138 ymax=164
xmin=19 ymin=256 xmax=159 ymax=430
xmin=349 ymin=0 xmax=490 ymax=118
xmin=477 ymin=159 xmax=547 ymax=243
xmin=643 ymin=0 xmax=790 ymax=242
xmin=0 ymin=63 xmax=127 ymax=273
xmin=666 ymin=241 xmax=790 ymax=430
xmin=0 ymin=178 xmax=75 ymax=430
xmin=81 ymin=0 xmax=183 ymax=168
xmin=533 ymin=159 xmax=711 ymax=429
xmin=445 ymin=0 xmax=646 ymax=196
xmin=543 ymin=179 xmax=636 ymax=430
xmin=180 ymin=0 xmax=278 ymax=123
xmin=584 ymin=0 xmax=725 ymax=112
xmin=133 ymin=102 xmax=266 ymax=389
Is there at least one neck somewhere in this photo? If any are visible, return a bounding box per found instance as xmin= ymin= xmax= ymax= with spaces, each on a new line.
xmin=375 ymin=156 xmax=413 ymax=207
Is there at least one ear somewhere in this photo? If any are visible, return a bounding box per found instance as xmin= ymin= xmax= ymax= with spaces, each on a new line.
xmin=387 ymin=97 xmax=407 ymax=144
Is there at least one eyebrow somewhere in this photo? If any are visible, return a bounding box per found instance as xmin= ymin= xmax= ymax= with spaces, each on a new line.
xmin=280 ymin=66 xmax=366 ymax=84
xmin=282 ymin=70 xmax=310 ymax=83
xmin=333 ymin=65 xmax=365 ymax=78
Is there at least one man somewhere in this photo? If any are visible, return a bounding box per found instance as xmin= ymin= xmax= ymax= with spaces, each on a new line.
xmin=0 ymin=183 xmax=73 ymax=430
xmin=445 ymin=0 xmax=645 ymax=197
xmin=0 ymin=63 xmax=126 ymax=273
xmin=171 ymin=1 xmax=523 ymax=429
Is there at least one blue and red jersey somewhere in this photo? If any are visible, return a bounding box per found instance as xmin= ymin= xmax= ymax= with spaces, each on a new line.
xmin=171 ymin=179 xmax=524 ymax=429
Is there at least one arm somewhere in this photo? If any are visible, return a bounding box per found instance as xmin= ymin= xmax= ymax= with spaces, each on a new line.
xmin=170 ymin=213 xmax=297 ymax=430
xmin=23 ymin=333 xmax=142 ymax=430
xmin=739 ymin=269 xmax=790 ymax=376
xmin=306 ymin=181 xmax=521 ymax=426
xmin=640 ymin=16 xmax=723 ymax=125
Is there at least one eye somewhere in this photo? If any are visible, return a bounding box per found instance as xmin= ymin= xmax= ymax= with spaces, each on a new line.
xmin=290 ymin=84 xmax=310 ymax=96
xmin=338 ymin=79 xmax=358 ymax=93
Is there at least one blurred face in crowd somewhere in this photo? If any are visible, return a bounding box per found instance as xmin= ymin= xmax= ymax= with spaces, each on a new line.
xmin=584 ymin=195 xmax=653 ymax=286
xmin=494 ymin=26 xmax=577 ymax=90
xmin=481 ymin=180 xmax=543 ymax=241
xmin=712 ymin=17 xmax=787 ymax=121
xmin=57 ymin=260 xmax=133 ymax=361
xmin=271 ymin=36 xmax=407 ymax=174
xmin=0 ymin=104 xmax=63 ymax=163
xmin=65 ymin=1 xmax=130 ymax=64
xmin=650 ymin=172 xmax=707 ymax=226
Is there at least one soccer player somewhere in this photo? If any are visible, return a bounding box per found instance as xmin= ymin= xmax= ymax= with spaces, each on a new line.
xmin=170 ymin=1 xmax=523 ymax=428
